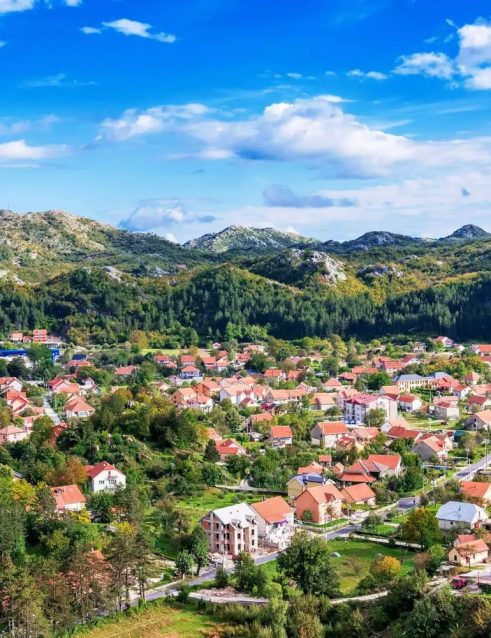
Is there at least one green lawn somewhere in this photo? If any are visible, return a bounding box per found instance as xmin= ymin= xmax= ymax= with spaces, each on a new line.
xmin=72 ymin=601 xmax=221 ymax=638
xmin=176 ymin=488 xmax=269 ymax=525
xmin=260 ymin=540 xmax=415 ymax=597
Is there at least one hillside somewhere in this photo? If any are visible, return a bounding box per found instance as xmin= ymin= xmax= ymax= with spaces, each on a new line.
xmin=183 ymin=224 xmax=316 ymax=252
xmin=0 ymin=209 xmax=212 ymax=282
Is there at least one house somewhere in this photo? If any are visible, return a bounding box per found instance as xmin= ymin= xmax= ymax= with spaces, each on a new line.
xmin=435 ymin=336 xmax=454 ymax=349
xmin=264 ymin=368 xmax=286 ymax=382
xmin=287 ymin=473 xmax=325 ymax=500
xmin=436 ymin=501 xmax=488 ymax=531
xmin=180 ymin=354 xmax=196 ymax=366
xmin=433 ymin=401 xmax=460 ymax=421
xmin=50 ymin=484 xmax=86 ymax=513
xmin=294 ymin=483 xmax=343 ymax=524
xmin=180 ymin=365 xmax=202 ymax=380
xmin=298 ymin=462 xmax=324 ymax=475
xmin=472 ymin=344 xmax=491 ymax=356
xmin=395 ymin=374 xmax=430 ymax=392
xmin=64 ymin=397 xmax=95 ymax=419
xmin=114 ymin=365 xmax=139 ymax=377
xmin=311 ymin=393 xmax=335 ymax=411
xmin=269 ymin=425 xmax=293 ymax=447
xmin=0 ymin=425 xmax=29 ymax=445
xmin=381 ymin=415 xmax=410 ymax=433
xmin=9 ymin=331 xmax=23 ymax=343
xmin=344 ymin=394 xmax=397 ymax=424
xmin=463 ymin=371 xmax=481 ymax=386
xmin=386 ymin=425 xmax=422 ymax=444
xmin=216 ymin=438 xmax=246 ymax=461
xmin=468 ymin=395 xmax=491 ymax=411
xmin=200 ymin=503 xmax=258 ymax=557
xmin=246 ymin=412 xmax=274 ymax=433
xmin=250 ymin=496 xmax=294 ymax=549
xmin=412 ymin=436 xmax=448 ymax=462
xmin=398 ymin=394 xmax=423 ymax=412
xmin=310 ymin=421 xmax=349 ymax=447
xmin=448 ymin=536 xmax=489 ymax=566
xmin=466 ymin=409 xmax=491 ymax=431
xmin=460 ymin=481 xmax=491 ymax=505
xmin=33 ymin=329 xmax=48 ymax=343
xmin=318 ymin=454 xmax=332 ymax=467
xmin=154 ymin=354 xmax=172 ymax=367
xmin=0 ymin=377 xmax=23 ymax=393
xmin=380 ymin=385 xmax=400 ymax=397
xmin=323 ymin=378 xmax=342 ymax=392
xmin=86 ymin=461 xmax=126 ymax=493
xmin=341 ymin=454 xmax=402 ymax=484
xmin=341 ymin=483 xmax=377 ymax=506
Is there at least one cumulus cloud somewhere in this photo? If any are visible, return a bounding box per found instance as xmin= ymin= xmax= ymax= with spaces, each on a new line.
xmin=348 ymin=69 xmax=388 ymax=80
xmin=98 ymin=94 xmax=491 ymax=179
xmin=263 ymin=184 xmax=356 ymax=208
xmin=394 ymin=52 xmax=456 ymax=79
xmin=0 ymin=0 xmax=82 ymax=11
xmin=0 ymin=0 xmax=35 ymax=13
xmin=119 ymin=199 xmax=217 ymax=232
xmin=0 ymin=139 xmax=68 ymax=163
xmin=82 ymin=18 xmax=176 ymax=43
xmin=394 ymin=19 xmax=491 ymax=89
xmin=98 ymin=104 xmax=211 ymax=142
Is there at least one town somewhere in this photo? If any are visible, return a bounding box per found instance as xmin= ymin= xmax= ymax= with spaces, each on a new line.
xmin=3 ymin=327 xmax=491 ymax=636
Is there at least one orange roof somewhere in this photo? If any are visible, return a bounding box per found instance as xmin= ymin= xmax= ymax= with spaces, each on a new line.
xmin=51 ymin=484 xmax=86 ymax=510
xmin=367 ymin=454 xmax=401 ymax=470
xmin=302 ymin=483 xmax=343 ymax=504
xmin=250 ymin=412 xmax=273 ymax=422
xmin=341 ymin=483 xmax=376 ymax=503
xmin=251 ymin=496 xmax=293 ymax=524
xmin=460 ymin=481 xmax=491 ymax=499
xmin=317 ymin=421 xmax=348 ymax=435
xmin=340 ymin=472 xmax=376 ymax=483
xmin=270 ymin=425 xmax=292 ymax=439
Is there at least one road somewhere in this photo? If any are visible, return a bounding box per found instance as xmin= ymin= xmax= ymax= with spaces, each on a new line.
xmin=141 ymin=455 xmax=491 ymax=605
xmin=453 ymin=453 xmax=491 ymax=480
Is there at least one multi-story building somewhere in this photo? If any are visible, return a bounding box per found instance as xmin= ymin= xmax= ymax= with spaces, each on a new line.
xmin=344 ymin=393 xmax=397 ymax=424
xmin=200 ymin=503 xmax=258 ymax=557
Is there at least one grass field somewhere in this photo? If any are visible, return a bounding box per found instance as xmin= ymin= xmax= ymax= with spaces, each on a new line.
xmin=260 ymin=539 xmax=415 ymax=596
xmin=73 ymin=602 xmax=220 ymax=638
xmin=175 ymin=488 xmax=275 ymax=525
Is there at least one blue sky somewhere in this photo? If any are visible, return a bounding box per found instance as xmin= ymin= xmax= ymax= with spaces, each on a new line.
xmin=1 ymin=0 xmax=491 ymax=242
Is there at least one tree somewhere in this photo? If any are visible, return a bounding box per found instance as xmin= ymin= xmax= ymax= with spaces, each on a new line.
xmin=174 ymin=550 xmax=194 ymax=579
xmin=234 ymin=552 xmax=267 ymax=595
xmin=29 ymin=416 xmax=54 ymax=448
xmin=371 ymin=555 xmax=401 ymax=584
xmin=203 ymin=439 xmax=219 ymax=462
xmin=46 ymin=456 xmax=88 ymax=486
xmin=364 ymin=407 xmax=387 ymax=427
xmin=277 ymin=532 xmax=339 ymax=597
xmin=190 ymin=525 xmax=209 ymax=575
xmin=401 ymin=508 xmax=441 ymax=549
xmin=405 ymin=588 xmax=455 ymax=638
xmin=215 ymin=566 xmax=229 ymax=588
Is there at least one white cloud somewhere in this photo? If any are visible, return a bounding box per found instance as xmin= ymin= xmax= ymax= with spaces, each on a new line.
xmin=164 ymin=232 xmax=178 ymax=243
xmin=80 ymin=26 xmax=102 ymax=35
xmin=119 ymin=199 xmax=217 ymax=232
xmin=0 ymin=41 xmax=6 ymax=48
xmin=394 ymin=51 xmax=456 ymax=79
xmin=21 ymin=73 xmax=96 ymax=88
xmin=348 ymin=69 xmax=388 ymax=80
xmin=98 ymin=103 xmax=211 ymax=142
xmin=99 ymin=95 xmax=491 ymax=179
xmin=0 ymin=0 xmax=35 ymax=13
xmin=0 ymin=0 xmax=82 ymax=12
xmin=286 ymin=72 xmax=303 ymax=79
xmin=394 ymin=19 xmax=491 ymax=90
xmin=99 ymin=18 xmax=176 ymax=43
xmin=0 ymin=139 xmax=68 ymax=163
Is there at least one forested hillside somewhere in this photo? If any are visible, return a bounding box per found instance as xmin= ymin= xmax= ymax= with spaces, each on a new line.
xmin=0 ymin=266 xmax=489 ymax=345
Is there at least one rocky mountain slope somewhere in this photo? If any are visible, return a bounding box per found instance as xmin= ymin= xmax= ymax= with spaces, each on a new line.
xmin=183 ymin=225 xmax=316 ymax=252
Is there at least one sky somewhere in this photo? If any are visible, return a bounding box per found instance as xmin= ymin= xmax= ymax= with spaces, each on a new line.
xmin=1 ymin=0 xmax=491 ymax=242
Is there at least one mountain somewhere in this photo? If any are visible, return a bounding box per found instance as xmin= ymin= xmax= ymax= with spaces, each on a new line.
xmin=0 ymin=209 xmax=212 ymax=282
xmin=442 ymin=224 xmax=490 ymax=241
xmin=183 ymin=225 xmax=316 ymax=253
xmin=321 ymin=230 xmax=423 ymax=254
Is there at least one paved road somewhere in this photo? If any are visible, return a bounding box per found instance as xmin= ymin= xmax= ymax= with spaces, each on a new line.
xmin=43 ymin=397 xmax=61 ymax=425
xmin=453 ymin=453 xmax=491 ymax=480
